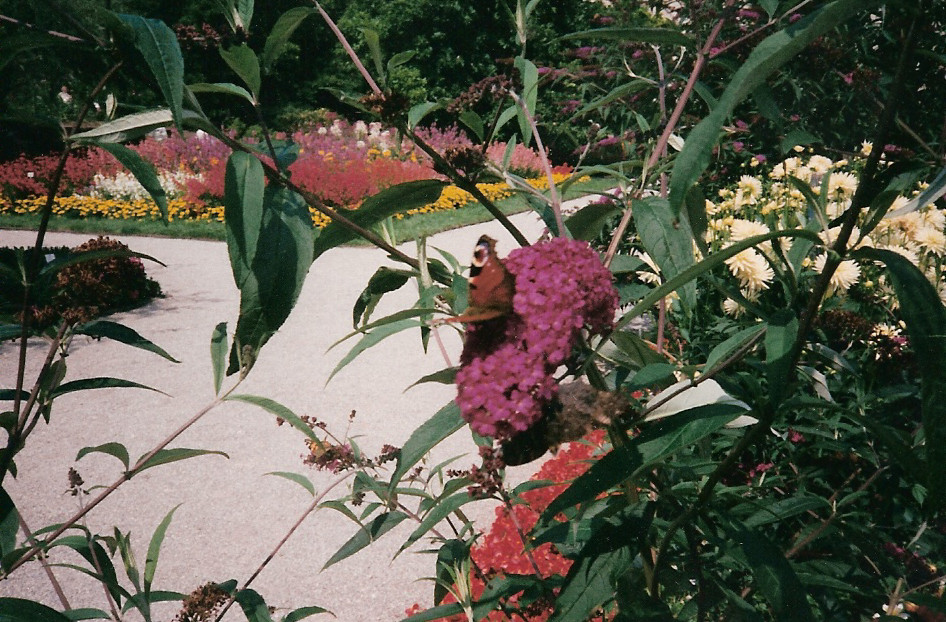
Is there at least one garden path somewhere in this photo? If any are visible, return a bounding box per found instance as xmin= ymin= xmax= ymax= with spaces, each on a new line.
xmin=0 ymin=207 xmax=565 ymax=621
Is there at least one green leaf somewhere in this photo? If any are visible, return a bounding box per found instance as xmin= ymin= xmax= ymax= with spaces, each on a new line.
xmin=234 ymin=588 xmax=274 ymax=622
xmin=389 ymin=402 xmax=464 ymax=488
xmin=75 ymin=320 xmax=178 ymax=363
xmin=0 ymin=488 xmax=19 ymax=562
xmin=69 ymin=109 xmax=200 ymax=144
xmin=327 ymin=319 xmax=422 ymax=383
xmin=261 ymin=7 xmax=316 ymax=74
xmin=227 ymin=184 xmax=314 ymax=375
xmin=779 ymin=129 xmax=821 ymax=154
xmin=459 ymin=111 xmax=484 ymax=143
xmin=117 ymin=14 xmax=184 ymax=130
xmin=85 ymin=142 xmax=168 ymax=221
xmin=219 ymin=44 xmax=261 ymax=99
xmin=610 ymin=229 xmax=821 ymax=336
xmin=765 ymin=309 xmax=798 ymax=407
xmin=188 ymin=82 xmax=254 ymax=104
xmin=407 ymin=102 xmax=440 ymax=130
xmin=855 ymin=247 xmax=946 ymax=511
xmin=313 ymin=180 xmax=446 ymax=259
xmin=742 ymin=494 xmax=830 ymax=528
xmin=225 ymin=151 xmax=266 ymax=290
xmin=281 ymin=605 xmax=331 ymax=622
xmin=562 ymin=26 xmax=693 ymax=47
xmin=359 ymin=28 xmax=385 ymax=85
xmin=144 ymin=505 xmax=179 ymax=595
xmin=50 ymin=377 xmax=163 ymax=399
xmin=704 ymin=324 xmax=766 ymax=375
xmin=406 ymin=368 xmax=457 ymax=390
xmin=322 ymin=511 xmax=409 ymax=569
xmin=432 ymin=539 xmax=470 ymax=605
xmin=210 ymin=322 xmax=227 ymax=395
xmin=397 ymin=492 xmax=477 ymax=556
xmin=387 ymin=50 xmax=415 ymax=72
xmin=0 ymin=598 xmax=73 ymax=622
xmin=62 ymin=607 xmax=112 ymax=620
xmin=265 ymin=472 xmax=315 ymax=497
xmin=353 ymin=267 xmax=412 ymax=327
xmin=51 ymin=536 xmax=124 ymax=606
xmin=514 ymin=56 xmax=538 ymax=147
xmin=668 ymin=0 xmax=879 ymax=215
xmin=226 ymin=394 xmax=321 ymax=443
xmin=564 ymin=200 xmax=623 ymax=241
xmin=551 ymin=554 xmax=627 ymax=618
xmin=719 ymin=519 xmax=815 ymax=620
xmin=543 ymin=404 xmax=745 ymax=519
xmin=633 ymin=196 xmax=696 ymax=311
xmin=76 ymin=443 xmax=130 ymax=471
xmin=129 ymin=448 xmax=228 ymax=478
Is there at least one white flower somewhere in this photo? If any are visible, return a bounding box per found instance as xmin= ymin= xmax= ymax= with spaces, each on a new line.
xmin=737 ymin=175 xmax=763 ymax=202
xmin=914 ymin=227 xmax=946 ymax=255
xmin=814 ymin=254 xmax=860 ymax=295
xmin=725 ymin=248 xmax=774 ymax=295
xmin=827 ymin=171 xmax=858 ymax=196
xmin=808 ymin=155 xmax=834 ymax=174
xmin=722 ymin=298 xmax=745 ymax=317
xmin=860 ymin=141 xmax=873 ymax=156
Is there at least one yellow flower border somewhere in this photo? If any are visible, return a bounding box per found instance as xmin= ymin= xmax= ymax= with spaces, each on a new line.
xmin=1 ymin=173 xmax=583 ymax=229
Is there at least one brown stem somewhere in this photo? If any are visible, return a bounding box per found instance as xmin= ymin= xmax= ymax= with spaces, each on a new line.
xmin=18 ymin=513 xmax=71 ymax=610
xmin=312 ymin=2 xmax=382 ymax=95
xmin=1 ymin=381 xmax=242 ymax=578
xmin=213 ymin=470 xmax=357 ymax=622
xmin=603 ymin=5 xmax=732 ymax=269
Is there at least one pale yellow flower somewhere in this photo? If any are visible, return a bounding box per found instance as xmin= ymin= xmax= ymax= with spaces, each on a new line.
xmin=828 ymin=171 xmax=858 ymax=196
xmin=860 ymin=141 xmax=873 ymax=156
xmin=725 ymin=249 xmax=774 ymax=295
xmin=737 ymin=175 xmax=763 ymax=201
xmin=808 ymin=155 xmax=834 ymax=174
xmin=722 ymin=298 xmax=745 ymax=317
xmin=914 ymin=227 xmax=946 ymax=255
xmin=814 ymin=254 xmax=861 ymax=295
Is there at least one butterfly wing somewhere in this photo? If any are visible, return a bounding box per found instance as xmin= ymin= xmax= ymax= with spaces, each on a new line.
xmin=447 ymin=235 xmax=515 ymax=324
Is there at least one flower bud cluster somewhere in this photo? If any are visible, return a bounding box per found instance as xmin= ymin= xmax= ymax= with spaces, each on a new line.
xmin=456 ymin=238 xmax=619 ymax=439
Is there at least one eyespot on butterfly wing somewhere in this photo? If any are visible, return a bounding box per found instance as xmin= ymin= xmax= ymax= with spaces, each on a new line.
xmin=446 ymin=235 xmax=515 ymax=324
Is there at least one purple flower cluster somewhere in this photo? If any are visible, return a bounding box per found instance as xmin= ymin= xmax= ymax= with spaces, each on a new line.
xmin=455 ymin=238 xmax=619 ymax=439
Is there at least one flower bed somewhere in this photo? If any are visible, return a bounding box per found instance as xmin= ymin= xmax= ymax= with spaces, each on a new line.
xmin=0 ymin=119 xmax=577 ymax=229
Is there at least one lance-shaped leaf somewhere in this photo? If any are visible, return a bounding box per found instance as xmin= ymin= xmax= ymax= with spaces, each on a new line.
xmin=323 ymin=511 xmax=409 ymax=569
xmin=718 ymin=517 xmax=815 ymax=620
xmin=225 ymin=394 xmax=321 ymax=443
xmin=668 ymin=0 xmax=879 ymax=216
xmin=188 ymin=82 xmax=255 ymax=105
xmin=561 ymin=26 xmax=693 ymax=48
xmin=82 ymin=142 xmax=169 ymax=221
xmin=542 ymin=403 xmax=745 ymax=520
xmin=353 ymin=267 xmax=413 ymax=327
xmin=69 ymin=108 xmax=202 ymax=144
xmin=0 ymin=598 xmax=73 ymax=621
xmin=144 ymin=505 xmax=179 ymax=597
xmin=117 ymin=14 xmax=184 ymax=130
xmin=219 ymin=44 xmax=261 ymax=99
xmin=634 ymin=196 xmax=696 ymax=311
xmin=0 ymin=488 xmax=19 ymax=562
xmin=210 ymin=322 xmax=228 ymax=395
xmin=389 ymin=401 xmax=465 ymax=488
xmin=856 ymin=247 xmax=946 ymax=511
xmin=313 ymin=180 xmax=446 ymax=259
xmin=129 ymin=448 xmax=229 ymax=478
xmin=76 ymin=320 xmax=179 ymax=363
xmin=77 ymin=442 xmax=131 ymax=471
xmin=50 ymin=377 xmax=165 ymax=399
xmin=226 ymin=184 xmax=314 ymax=375
xmin=564 ymin=200 xmax=623 ymax=241
xmin=262 ymin=7 xmax=316 ymax=74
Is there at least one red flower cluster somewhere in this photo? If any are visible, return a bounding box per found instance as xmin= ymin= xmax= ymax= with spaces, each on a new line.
xmin=455 ymin=238 xmax=619 ymax=439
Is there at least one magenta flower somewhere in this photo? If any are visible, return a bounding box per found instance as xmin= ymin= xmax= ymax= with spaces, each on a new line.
xmin=455 ymin=238 xmax=619 ymax=439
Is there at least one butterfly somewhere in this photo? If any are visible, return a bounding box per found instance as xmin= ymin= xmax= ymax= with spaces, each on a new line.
xmin=446 ymin=235 xmax=515 ymax=324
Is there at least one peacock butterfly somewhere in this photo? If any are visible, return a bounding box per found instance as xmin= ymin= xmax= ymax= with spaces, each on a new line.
xmin=447 ymin=235 xmax=515 ymax=323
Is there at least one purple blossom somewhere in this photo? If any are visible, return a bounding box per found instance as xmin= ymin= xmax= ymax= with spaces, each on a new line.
xmin=455 ymin=238 xmax=619 ymax=439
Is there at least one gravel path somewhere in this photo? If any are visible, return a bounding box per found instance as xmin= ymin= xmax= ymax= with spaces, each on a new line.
xmin=0 ymin=210 xmax=553 ymax=621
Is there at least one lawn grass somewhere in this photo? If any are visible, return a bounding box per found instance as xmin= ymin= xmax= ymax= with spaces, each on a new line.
xmin=0 ymin=177 xmax=614 ymax=245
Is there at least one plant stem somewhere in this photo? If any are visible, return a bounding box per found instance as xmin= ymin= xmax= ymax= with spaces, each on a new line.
xmin=312 ymin=1 xmax=382 ymax=95
xmin=213 ymin=470 xmax=357 ymax=622
xmin=1 ymin=380 xmax=243 ymax=578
